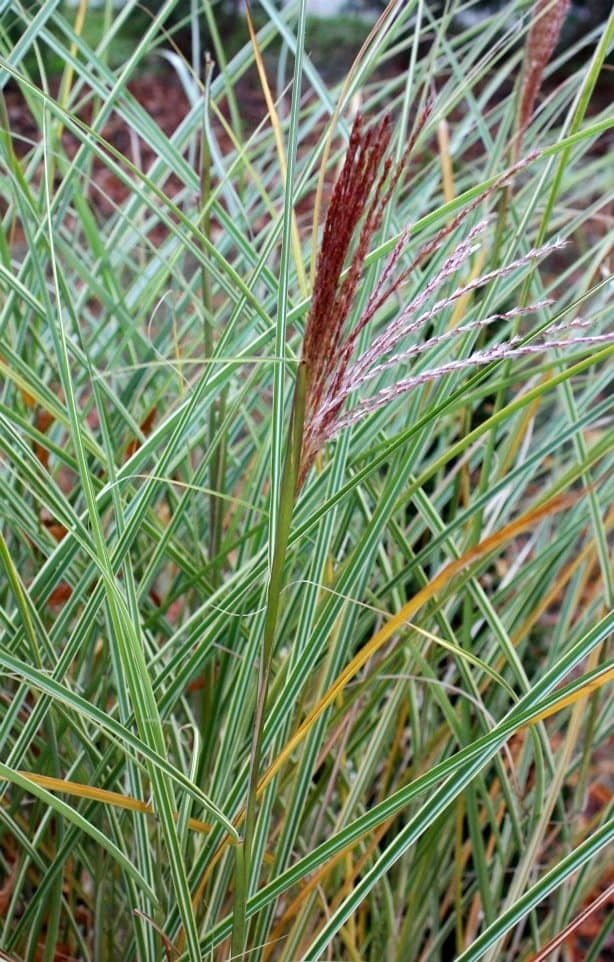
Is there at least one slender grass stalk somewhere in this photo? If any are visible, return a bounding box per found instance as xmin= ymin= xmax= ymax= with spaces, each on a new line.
xmin=231 ymin=362 xmax=307 ymax=960
xmin=199 ymin=58 xmax=226 ymax=582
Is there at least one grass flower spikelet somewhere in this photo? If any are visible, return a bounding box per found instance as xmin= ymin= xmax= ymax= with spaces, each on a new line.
xmin=517 ymin=0 xmax=572 ymax=152
xmin=298 ymin=111 xmax=613 ymax=488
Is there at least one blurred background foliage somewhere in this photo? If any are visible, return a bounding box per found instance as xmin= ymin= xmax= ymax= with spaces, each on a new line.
xmin=6 ymin=1 xmax=612 ymax=75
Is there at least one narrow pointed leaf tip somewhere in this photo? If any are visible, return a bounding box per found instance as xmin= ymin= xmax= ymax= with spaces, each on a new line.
xmin=297 ymin=112 xmax=613 ymax=490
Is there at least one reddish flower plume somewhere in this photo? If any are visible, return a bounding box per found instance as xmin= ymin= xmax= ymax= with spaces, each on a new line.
xmin=297 ymin=109 xmax=613 ymax=490
xmin=516 ymin=0 xmax=571 ymax=154
xmin=300 ymin=109 xmax=429 ymax=483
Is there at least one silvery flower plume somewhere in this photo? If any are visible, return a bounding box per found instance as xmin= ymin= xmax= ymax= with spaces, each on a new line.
xmin=298 ymin=112 xmax=612 ymax=488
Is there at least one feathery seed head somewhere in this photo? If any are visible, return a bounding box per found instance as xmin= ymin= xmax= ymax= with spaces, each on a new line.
xmin=517 ymin=0 xmax=571 ymax=153
xmin=297 ymin=109 xmax=612 ymax=491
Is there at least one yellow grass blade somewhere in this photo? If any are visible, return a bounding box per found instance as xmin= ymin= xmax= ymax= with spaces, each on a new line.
xmin=437 ymin=118 xmax=455 ymax=203
xmin=13 ymin=771 xmax=213 ymax=836
xmin=522 ymin=664 xmax=614 ymax=728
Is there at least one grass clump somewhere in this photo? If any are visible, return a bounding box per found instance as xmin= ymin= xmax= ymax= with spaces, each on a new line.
xmin=0 ymin=2 xmax=612 ymax=961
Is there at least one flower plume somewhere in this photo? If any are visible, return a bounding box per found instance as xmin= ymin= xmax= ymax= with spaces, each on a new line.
xmin=516 ymin=0 xmax=571 ymax=156
xmin=297 ymin=111 xmax=612 ymax=489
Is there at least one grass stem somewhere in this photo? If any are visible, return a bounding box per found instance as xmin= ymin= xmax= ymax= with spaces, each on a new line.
xmin=231 ymin=362 xmax=306 ymax=960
